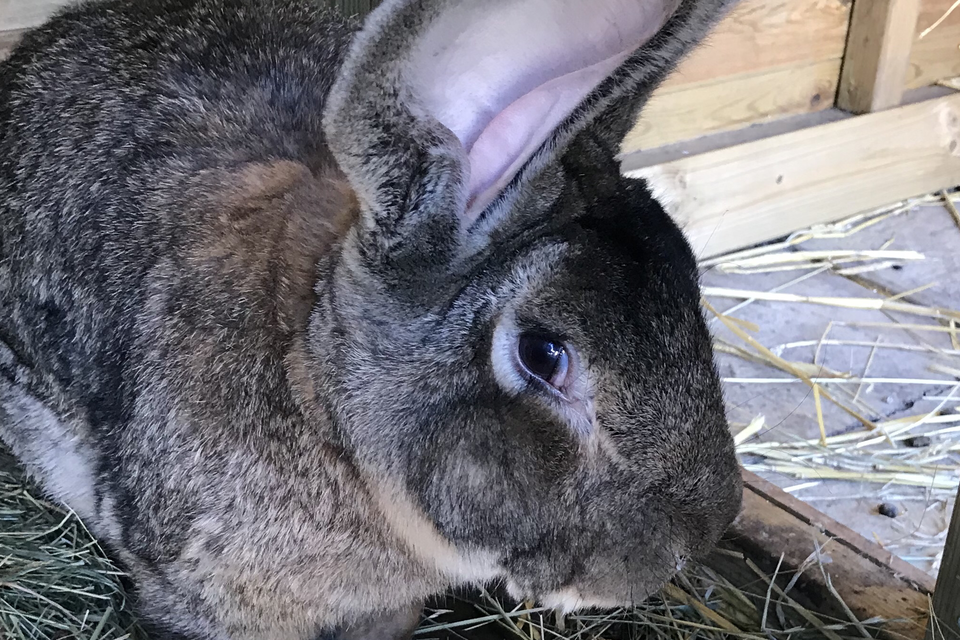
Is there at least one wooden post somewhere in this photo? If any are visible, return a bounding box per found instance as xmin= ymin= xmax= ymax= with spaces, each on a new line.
xmin=837 ymin=0 xmax=921 ymax=114
xmin=930 ymin=490 xmax=960 ymax=640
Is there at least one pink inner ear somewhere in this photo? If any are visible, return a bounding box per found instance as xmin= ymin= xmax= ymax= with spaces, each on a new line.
xmin=464 ymin=53 xmax=632 ymax=215
xmin=406 ymin=0 xmax=679 ymax=221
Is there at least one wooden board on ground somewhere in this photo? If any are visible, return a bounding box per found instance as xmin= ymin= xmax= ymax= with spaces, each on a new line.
xmin=623 ymin=93 xmax=960 ymax=259
xmin=708 ymin=470 xmax=935 ymax=640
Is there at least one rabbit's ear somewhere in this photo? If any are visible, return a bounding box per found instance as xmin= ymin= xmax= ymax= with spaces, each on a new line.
xmin=324 ymin=0 xmax=720 ymax=254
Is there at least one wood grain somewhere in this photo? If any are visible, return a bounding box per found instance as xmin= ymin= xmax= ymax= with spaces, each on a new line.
xmin=708 ymin=470 xmax=934 ymax=640
xmin=624 ymin=60 xmax=840 ymax=153
xmin=0 ymin=0 xmax=71 ymax=32
xmin=623 ymin=0 xmax=851 ymax=149
xmin=624 ymin=94 xmax=960 ymax=259
xmin=661 ymin=0 xmax=851 ymax=90
xmin=908 ymin=0 xmax=960 ymax=88
xmin=909 ymin=26 xmax=960 ymax=89
xmin=930 ymin=489 xmax=960 ymax=639
xmin=838 ymin=0 xmax=922 ymax=113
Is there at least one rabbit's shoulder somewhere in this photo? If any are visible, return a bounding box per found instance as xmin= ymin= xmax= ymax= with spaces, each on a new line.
xmin=0 ymin=0 xmax=360 ymax=439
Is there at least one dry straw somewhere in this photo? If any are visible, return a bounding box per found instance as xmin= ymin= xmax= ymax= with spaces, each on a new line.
xmin=706 ymin=191 xmax=960 ymax=575
xmin=0 ymin=450 xmax=143 ymax=639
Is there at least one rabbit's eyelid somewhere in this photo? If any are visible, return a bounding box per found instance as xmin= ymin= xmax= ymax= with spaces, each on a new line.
xmin=491 ymin=318 xmax=597 ymax=437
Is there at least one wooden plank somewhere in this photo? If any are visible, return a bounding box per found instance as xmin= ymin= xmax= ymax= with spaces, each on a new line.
xmin=710 ymin=470 xmax=934 ymax=640
xmin=621 ymin=0 xmax=850 ymax=148
xmin=659 ymin=0 xmax=851 ymax=90
xmin=908 ymin=0 xmax=960 ymax=89
xmin=930 ymin=489 xmax=960 ymax=639
xmin=0 ymin=0 xmax=72 ymax=32
xmin=838 ymin=0 xmax=922 ymax=113
xmin=624 ymin=60 xmax=840 ymax=153
xmin=623 ymin=93 xmax=960 ymax=259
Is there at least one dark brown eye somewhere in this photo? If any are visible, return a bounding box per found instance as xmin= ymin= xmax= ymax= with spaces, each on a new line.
xmin=517 ymin=333 xmax=570 ymax=389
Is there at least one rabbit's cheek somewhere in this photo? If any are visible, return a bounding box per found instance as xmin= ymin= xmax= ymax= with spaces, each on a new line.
xmin=371 ymin=481 xmax=503 ymax=585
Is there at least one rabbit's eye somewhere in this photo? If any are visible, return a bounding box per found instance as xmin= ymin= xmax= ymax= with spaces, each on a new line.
xmin=517 ymin=334 xmax=570 ymax=390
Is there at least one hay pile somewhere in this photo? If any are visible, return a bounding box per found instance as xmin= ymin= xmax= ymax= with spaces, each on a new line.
xmin=0 ymin=450 xmax=142 ymax=639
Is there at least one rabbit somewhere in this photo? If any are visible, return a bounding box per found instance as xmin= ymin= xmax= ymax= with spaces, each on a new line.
xmin=0 ymin=0 xmax=744 ymax=638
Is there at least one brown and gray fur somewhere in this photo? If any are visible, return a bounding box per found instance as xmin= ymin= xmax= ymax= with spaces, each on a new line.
xmin=0 ymin=0 xmax=743 ymax=638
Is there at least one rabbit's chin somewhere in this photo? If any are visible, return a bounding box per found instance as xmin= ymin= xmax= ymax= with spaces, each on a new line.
xmin=503 ymin=581 xmax=652 ymax=615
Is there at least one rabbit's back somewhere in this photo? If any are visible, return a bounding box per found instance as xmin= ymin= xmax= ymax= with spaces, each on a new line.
xmin=0 ymin=0 xmax=354 ymax=427
xmin=0 ymin=3 xmax=440 ymax=637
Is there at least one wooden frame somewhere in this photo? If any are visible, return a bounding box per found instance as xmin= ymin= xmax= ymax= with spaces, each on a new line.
xmin=623 ymin=91 xmax=960 ymax=259
xmin=621 ymin=2 xmax=960 ymax=635
xmin=618 ymin=0 xmax=960 ymax=260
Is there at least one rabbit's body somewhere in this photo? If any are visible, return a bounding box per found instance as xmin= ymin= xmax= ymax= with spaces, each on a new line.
xmin=0 ymin=0 xmax=743 ymax=638
xmin=0 ymin=2 xmax=446 ymax=637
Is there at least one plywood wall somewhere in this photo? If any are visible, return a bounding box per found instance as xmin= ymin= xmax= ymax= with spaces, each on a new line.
xmin=622 ymin=0 xmax=852 ymax=154
xmin=909 ymin=0 xmax=960 ymax=89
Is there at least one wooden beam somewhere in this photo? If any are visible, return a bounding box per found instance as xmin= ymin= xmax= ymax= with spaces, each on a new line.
xmin=930 ymin=489 xmax=960 ymax=639
xmin=623 ymin=93 xmax=960 ymax=259
xmin=838 ymin=0 xmax=922 ymax=114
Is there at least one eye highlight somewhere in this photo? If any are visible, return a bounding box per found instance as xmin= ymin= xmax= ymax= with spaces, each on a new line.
xmin=517 ymin=333 xmax=570 ymax=391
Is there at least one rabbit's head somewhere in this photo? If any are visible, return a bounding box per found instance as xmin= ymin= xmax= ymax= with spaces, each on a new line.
xmin=318 ymin=0 xmax=742 ymax=610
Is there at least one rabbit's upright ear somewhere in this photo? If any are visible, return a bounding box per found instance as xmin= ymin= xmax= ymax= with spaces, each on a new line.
xmin=324 ymin=0 xmax=727 ymax=258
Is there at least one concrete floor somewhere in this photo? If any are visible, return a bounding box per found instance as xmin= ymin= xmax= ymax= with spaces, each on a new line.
xmin=704 ymin=200 xmax=960 ymax=576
